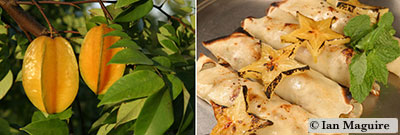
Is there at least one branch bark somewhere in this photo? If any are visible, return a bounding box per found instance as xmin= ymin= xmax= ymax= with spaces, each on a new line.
xmin=0 ymin=0 xmax=48 ymax=36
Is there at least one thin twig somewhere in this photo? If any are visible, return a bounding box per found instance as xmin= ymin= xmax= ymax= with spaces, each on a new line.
xmin=159 ymin=0 xmax=168 ymax=8
xmin=31 ymin=0 xmax=57 ymax=37
xmin=97 ymin=0 xmax=113 ymax=21
xmin=154 ymin=67 xmax=163 ymax=77
xmin=16 ymin=1 xmax=80 ymax=9
xmin=153 ymin=5 xmax=171 ymax=18
xmin=153 ymin=5 xmax=195 ymax=32
xmin=71 ymin=0 xmax=116 ymax=4
xmin=171 ymin=16 xmax=194 ymax=32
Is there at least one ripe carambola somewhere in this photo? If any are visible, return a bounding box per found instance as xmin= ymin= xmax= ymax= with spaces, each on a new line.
xmin=22 ymin=36 xmax=79 ymax=114
xmin=79 ymin=24 xmax=125 ymax=95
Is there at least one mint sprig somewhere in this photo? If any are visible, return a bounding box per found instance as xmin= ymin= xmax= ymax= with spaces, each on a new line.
xmin=344 ymin=12 xmax=400 ymax=102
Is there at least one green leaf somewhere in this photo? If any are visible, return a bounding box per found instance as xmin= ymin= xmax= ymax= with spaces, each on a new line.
xmin=177 ymin=104 xmax=193 ymax=135
xmin=89 ymin=5 xmax=123 ymax=18
xmin=109 ymin=39 xmax=141 ymax=50
xmin=0 ymin=59 xmax=11 ymax=81
xmin=152 ymin=56 xmax=171 ymax=68
xmin=134 ymin=65 xmax=155 ymax=71
xmin=378 ymin=12 xmax=394 ymax=28
xmin=349 ymin=53 xmax=367 ymax=84
xmin=116 ymin=98 xmax=146 ymax=126
xmin=47 ymin=108 xmax=73 ymax=120
xmin=108 ymin=24 xmax=123 ymax=31
xmin=99 ymin=70 xmax=164 ymax=106
xmin=190 ymin=14 xmax=195 ymax=29
xmin=168 ymin=53 xmax=187 ymax=64
xmin=159 ymin=24 xmax=176 ymax=37
xmin=158 ymin=34 xmax=180 ymax=54
xmin=97 ymin=124 xmax=116 ymax=135
xmin=21 ymin=119 xmax=69 ymax=135
xmin=367 ymin=51 xmax=388 ymax=84
xmin=103 ymin=109 xmax=118 ymax=124
xmin=344 ymin=15 xmax=372 ymax=46
xmin=108 ymin=121 xmax=135 ymax=135
xmin=350 ymin=69 xmax=374 ymax=102
xmin=108 ymin=48 xmax=153 ymax=65
xmin=375 ymin=38 xmax=400 ymax=63
xmin=166 ymin=74 xmax=183 ymax=99
xmin=134 ymin=88 xmax=174 ymax=135
xmin=31 ymin=111 xmax=46 ymax=122
xmin=89 ymin=16 xmax=107 ymax=24
xmin=115 ymin=0 xmax=140 ymax=8
xmin=0 ymin=70 xmax=13 ymax=100
xmin=0 ymin=118 xmax=10 ymax=135
xmin=114 ymin=0 xmax=153 ymax=22
xmin=152 ymin=56 xmax=173 ymax=72
xmin=103 ymin=30 xmax=130 ymax=39
xmin=356 ymin=27 xmax=386 ymax=50
xmin=89 ymin=113 xmax=110 ymax=133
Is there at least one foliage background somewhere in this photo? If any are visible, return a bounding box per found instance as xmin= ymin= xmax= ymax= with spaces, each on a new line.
xmin=0 ymin=0 xmax=195 ymax=134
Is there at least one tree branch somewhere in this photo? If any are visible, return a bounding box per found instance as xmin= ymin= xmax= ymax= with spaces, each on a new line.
xmin=16 ymin=0 xmax=117 ymax=5
xmin=16 ymin=1 xmax=81 ymax=9
xmin=0 ymin=0 xmax=47 ymax=36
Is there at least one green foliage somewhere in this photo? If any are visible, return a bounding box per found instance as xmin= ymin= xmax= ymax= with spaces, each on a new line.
xmin=0 ymin=118 xmax=10 ymax=135
xmin=0 ymin=70 xmax=13 ymax=100
xmin=21 ymin=119 xmax=69 ymax=135
xmin=114 ymin=0 xmax=153 ymax=22
xmin=345 ymin=12 xmax=400 ymax=102
xmin=0 ymin=0 xmax=195 ymax=135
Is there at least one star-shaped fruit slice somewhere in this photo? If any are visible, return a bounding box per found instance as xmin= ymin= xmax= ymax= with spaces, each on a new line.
xmin=281 ymin=13 xmax=350 ymax=62
xmin=239 ymin=43 xmax=309 ymax=99
xmin=211 ymin=88 xmax=273 ymax=134
xmin=327 ymin=0 xmax=388 ymax=23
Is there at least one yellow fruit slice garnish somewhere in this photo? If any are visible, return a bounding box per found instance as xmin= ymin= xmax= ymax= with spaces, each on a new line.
xmin=281 ymin=13 xmax=350 ymax=62
xmin=211 ymin=89 xmax=273 ymax=134
xmin=327 ymin=0 xmax=389 ymax=23
xmin=239 ymin=43 xmax=309 ymax=98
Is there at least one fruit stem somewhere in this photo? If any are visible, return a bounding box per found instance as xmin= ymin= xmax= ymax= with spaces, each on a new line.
xmin=31 ymin=0 xmax=57 ymax=38
xmin=97 ymin=0 xmax=113 ymax=23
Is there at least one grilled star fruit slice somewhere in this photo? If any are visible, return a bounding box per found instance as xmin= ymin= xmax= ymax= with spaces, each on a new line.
xmin=211 ymin=89 xmax=273 ymax=135
xmin=22 ymin=36 xmax=78 ymax=114
xmin=239 ymin=44 xmax=309 ymax=98
xmin=80 ymin=24 xmax=126 ymax=95
xmin=281 ymin=13 xmax=350 ymax=62
xmin=327 ymin=0 xmax=388 ymax=24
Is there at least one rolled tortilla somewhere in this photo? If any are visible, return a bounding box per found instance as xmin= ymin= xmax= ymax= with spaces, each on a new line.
xmin=203 ymin=32 xmax=358 ymax=118
xmin=197 ymin=54 xmax=241 ymax=107
xmin=202 ymin=32 xmax=261 ymax=71
xmin=242 ymin=6 xmax=400 ymax=86
xmin=197 ymin=55 xmax=319 ymax=134
xmin=211 ymin=81 xmax=317 ymax=135
xmin=270 ymin=0 xmax=353 ymax=34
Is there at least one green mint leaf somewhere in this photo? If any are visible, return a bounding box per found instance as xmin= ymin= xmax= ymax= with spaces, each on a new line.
xmin=344 ymin=15 xmax=372 ymax=46
xmin=356 ymin=26 xmax=386 ymax=51
xmin=349 ymin=53 xmax=367 ymax=84
xmin=378 ymin=12 xmax=394 ymax=29
xmin=375 ymin=36 xmax=400 ymax=63
xmin=347 ymin=12 xmax=400 ymax=103
xmin=350 ymin=69 xmax=374 ymax=102
xmin=367 ymin=51 xmax=388 ymax=84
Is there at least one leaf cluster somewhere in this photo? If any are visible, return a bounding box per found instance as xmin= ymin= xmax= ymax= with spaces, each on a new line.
xmin=344 ymin=12 xmax=400 ymax=102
